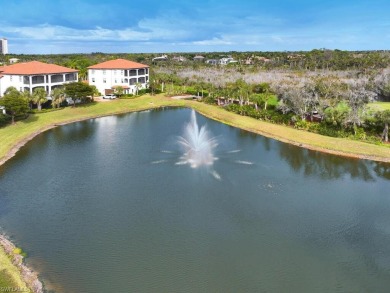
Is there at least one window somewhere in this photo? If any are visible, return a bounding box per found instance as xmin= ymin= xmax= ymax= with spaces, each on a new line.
xmin=103 ymin=78 xmax=106 ymax=83
xmin=10 ymin=76 xmax=13 ymax=81
xmin=103 ymin=70 xmax=106 ymax=75
xmin=19 ymin=76 xmax=22 ymax=82
xmin=91 ymin=70 xmax=95 ymax=75
xmin=92 ymin=78 xmax=95 ymax=83
xmin=115 ymin=79 xmax=117 ymax=83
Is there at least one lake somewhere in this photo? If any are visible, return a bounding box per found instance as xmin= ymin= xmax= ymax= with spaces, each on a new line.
xmin=0 ymin=108 xmax=390 ymax=292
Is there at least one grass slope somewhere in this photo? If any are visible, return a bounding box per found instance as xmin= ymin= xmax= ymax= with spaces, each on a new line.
xmin=0 ymin=249 xmax=29 ymax=292
xmin=1 ymin=95 xmax=390 ymax=165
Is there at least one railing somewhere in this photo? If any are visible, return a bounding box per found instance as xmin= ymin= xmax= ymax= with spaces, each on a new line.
xmin=65 ymin=74 xmax=76 ymax=81
xmin=51 ymin=75 xmax=64 ymax=83
xmin=31 ymin=76 xmax=45 ymax=84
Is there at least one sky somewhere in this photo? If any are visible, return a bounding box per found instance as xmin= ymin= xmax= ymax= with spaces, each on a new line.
xmin=0 ymin=0 xmax=389 ymax=54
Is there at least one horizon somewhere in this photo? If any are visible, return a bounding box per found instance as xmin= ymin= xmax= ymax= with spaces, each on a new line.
xmin=1 ymin=0 xmax=389 ymax=54
xmin=2 ymin=48 xmax=390 ymax=57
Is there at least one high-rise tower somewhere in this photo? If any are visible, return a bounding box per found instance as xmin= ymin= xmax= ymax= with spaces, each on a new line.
xmin=0 ymin=38 xmax=9 ymax=55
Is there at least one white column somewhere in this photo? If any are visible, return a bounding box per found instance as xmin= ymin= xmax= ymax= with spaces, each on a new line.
xmin=29 ymin=76 xmax=32 ymax=94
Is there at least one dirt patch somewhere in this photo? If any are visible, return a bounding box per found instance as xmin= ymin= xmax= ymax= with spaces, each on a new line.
xmin=171 ymin=95 xmax=197 ymax=100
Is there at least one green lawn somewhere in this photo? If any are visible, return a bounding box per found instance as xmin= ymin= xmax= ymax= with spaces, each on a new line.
xmin=368 ymin=102 xmax=390 ymax=111
xmin=0 ymin=248 xmax=30 ymax=292
xmin=1 ymin=94 xmax=390 ymax=166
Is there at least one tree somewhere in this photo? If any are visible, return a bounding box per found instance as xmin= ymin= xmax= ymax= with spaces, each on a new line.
xmin=134 ymin=82 xmax=142 ymax=96
xmin=252 ymin=83 xmax=273 ymax=110
xmin=64 ymin=82 xmax=94 ymax=107
xmin=0 ymin=87 xmax=29 ymax=124
xmin=51 ymin=87 xmax=66 ymax=108
xmin=342 ymin=83 xmax=375 ymax=134
xmin=90 ymin=85 xmax=100 ymax=101
xmin=275 ymin=82 xmax=309 ymax=120
xmin=113 ymin=86 xmax=124 ymax=97
xmin=375 ymin=110 xmax=390 ymax=142
xmin=32 ymin=88 xmax=47 ymax=111
xmin=22 ymin=90 xmax=33 ymax=110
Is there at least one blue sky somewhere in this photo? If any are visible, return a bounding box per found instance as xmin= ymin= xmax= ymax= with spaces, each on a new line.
xmin=0 ymin=0 xmax=389 ymax=54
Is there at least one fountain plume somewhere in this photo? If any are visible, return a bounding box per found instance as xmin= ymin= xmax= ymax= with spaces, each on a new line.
xmin=177 ymin=111 xmax=218 ymax=168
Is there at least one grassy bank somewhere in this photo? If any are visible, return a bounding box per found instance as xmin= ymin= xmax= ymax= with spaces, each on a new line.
xmin=0 ymin=245 xmax=30 ymax=292
xmin=1 ymin=94 xmax=390 ymax=166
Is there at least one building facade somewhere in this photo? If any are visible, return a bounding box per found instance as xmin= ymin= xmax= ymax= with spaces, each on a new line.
xmin=0 ymin=38 xmax=8 ymax=55
xmin=88 ymin=59 xmax=149 ymax=95
xmin=0 ymin=61 xmax=78 ymax=97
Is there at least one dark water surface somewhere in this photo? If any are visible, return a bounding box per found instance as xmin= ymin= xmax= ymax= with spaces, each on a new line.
xmin=0 ymin=108 xmax=390 ymax=292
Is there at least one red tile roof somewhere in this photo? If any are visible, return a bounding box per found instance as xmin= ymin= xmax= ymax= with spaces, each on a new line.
xmin=0 ymin=61 xmax=78 ymax=75
xmin=88 ymin=59 xmax=149 ymax=69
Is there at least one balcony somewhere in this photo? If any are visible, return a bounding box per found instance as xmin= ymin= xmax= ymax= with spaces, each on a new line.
xmin=51 ymin=75 xmax=64 ymax=83
xmin=31 ymin=76 xmax=45 ymax=84
xmin=65 ymin=73 xmax=76 ymax=81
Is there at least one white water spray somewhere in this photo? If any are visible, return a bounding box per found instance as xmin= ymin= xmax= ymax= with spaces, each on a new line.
xmin=176 ymin=110 xmax=218 ymax=168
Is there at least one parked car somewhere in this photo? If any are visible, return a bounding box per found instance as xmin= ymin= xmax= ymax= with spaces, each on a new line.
xmin=103 ymin=94 xmax=117 ymax=99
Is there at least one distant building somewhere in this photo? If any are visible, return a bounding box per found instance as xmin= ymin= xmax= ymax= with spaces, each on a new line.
xmin=206 ymin=59 xmax=218 ymax=65
xmin=0 ymin=61 xmax=78 ymax=97
xmin=9 ymin=58 xmax=19 ymax=64
xmin=193 ymin=55 xmax=205 ymax=62
xmin=152 ymin=55 xmax=168 ymax=62
xmin=88 ymin=59 xmax=149 ymax=95
xmin=219 ymin=57 xmax=237 ymax=65
xmin=172 ymin=56 xmax=187 ymax=62
xmin=0 ymin=38 xmax=8 ymax=55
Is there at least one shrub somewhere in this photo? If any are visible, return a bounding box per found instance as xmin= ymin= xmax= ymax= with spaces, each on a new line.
xmin=294 ymin=120 xmax=309 ymax=130
xmin=0 ymin=113 xmax=11 ymax=127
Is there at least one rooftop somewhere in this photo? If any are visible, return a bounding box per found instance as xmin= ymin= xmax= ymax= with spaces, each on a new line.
xmin=88 ymin=59 xmax=149 ymax=69
xmin=0 ymin=61 xmax=78 ymax=75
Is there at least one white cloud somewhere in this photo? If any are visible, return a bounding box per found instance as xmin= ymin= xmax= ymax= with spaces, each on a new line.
xmin=192 ymin=38 xmax=233 ymax=46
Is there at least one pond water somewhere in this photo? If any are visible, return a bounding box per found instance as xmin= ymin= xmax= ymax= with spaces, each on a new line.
xmin=0 ymin=108 xmax=390 ymax=293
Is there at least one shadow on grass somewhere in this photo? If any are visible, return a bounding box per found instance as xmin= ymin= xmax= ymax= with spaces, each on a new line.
xmin=20 ymin=114 xmax=39 ymax=124
xmin=76 ymin=101 xmax=99 ymax=108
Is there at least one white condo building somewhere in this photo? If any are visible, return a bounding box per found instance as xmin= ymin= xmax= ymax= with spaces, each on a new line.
xmin=0 ymin=38 xmax=8 ymax=55
xmin=0 ymin=61 xmax=78 ymax=97
xmin=88 ymin=59 xmax=149 ymax=95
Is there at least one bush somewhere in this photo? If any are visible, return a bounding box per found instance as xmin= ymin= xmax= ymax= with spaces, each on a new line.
xmin=119 ymin=94 xmax=135 ymax=99
xmin=0 ymin=113 xmax=11 ymax=127
xmin=137 ymin=89 xmax=150 ymax=95
xmin=202 ymin=96 xmax=216 ymax=104
xmin=294 ymin=120 xmax=309 ymax=130
xmin=29 ymin=107 xmax=64 ymax=114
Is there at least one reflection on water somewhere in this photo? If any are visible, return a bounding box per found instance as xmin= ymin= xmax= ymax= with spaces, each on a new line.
xmin=0 ymin=108 xmax=389 ymax=293
xmin=278 ymin=143 xmax=376 ymax=181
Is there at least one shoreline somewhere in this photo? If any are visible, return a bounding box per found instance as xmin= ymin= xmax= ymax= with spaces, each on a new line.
xmin=1 ymin=96 xmax=390 ymax=169
xmin=0 ymin=234 xmax=43 ymax=293
xmin=0 ymin=95 xmax=389 ymax=291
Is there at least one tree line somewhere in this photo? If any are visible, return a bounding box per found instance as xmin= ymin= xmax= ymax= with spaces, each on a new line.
xmin=149 ymin=71 xmax=390 ymax=144
xmin=0 ymin=83 xmax=98 ymax=125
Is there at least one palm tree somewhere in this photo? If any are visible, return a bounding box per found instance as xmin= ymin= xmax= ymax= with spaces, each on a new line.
xmin=51 ymin=87 xmax=66 ymax=108
xmin=135 ymin=82 xmax=142 ymax=96
xmin=32 ymin=88 xmax=47 ymax=111
xmin=22 ymin=90 xmax=33 ymax=110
